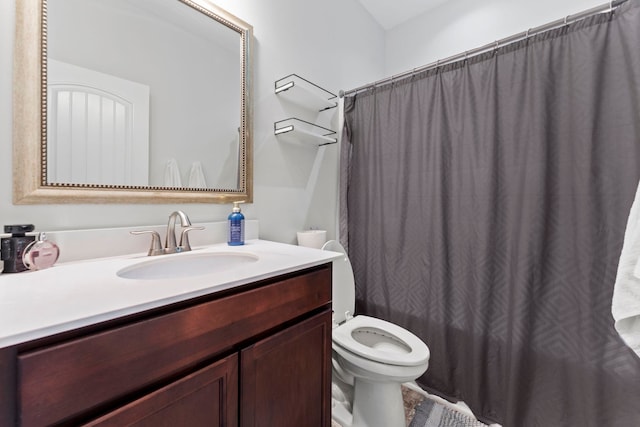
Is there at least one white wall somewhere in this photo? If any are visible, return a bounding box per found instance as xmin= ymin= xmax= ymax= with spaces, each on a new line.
xmin=385 ymin=0 xmax=606 ymax=76
xmin=0 ymin=0 xmax=384 ymax=244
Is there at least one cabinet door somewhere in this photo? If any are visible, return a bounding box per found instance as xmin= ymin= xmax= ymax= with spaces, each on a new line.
xmin=240 ymin=310 xmax=332 ymax=427
xmin=84 ymin=354 xmax=238 ymax=427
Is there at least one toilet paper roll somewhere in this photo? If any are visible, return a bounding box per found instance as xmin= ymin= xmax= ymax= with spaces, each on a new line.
xmin=297 ymin=230 xmax=327 ymax=249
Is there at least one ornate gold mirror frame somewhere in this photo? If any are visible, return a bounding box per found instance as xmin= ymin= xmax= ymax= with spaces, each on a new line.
xmin=13 ymin=0 xmax=253 ymax=204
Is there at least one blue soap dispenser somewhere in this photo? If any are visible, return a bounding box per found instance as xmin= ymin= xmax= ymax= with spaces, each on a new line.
xmin=228 ymin=201 xmax=245 ymax=246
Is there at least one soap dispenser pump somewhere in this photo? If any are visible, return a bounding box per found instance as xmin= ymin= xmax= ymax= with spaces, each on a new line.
xmin=228 ymin=201 xmax=245 ymax=246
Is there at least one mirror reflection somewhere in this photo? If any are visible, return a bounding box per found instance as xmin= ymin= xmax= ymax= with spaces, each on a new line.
xmin=47 ymin=0 xmax=242 ymax=190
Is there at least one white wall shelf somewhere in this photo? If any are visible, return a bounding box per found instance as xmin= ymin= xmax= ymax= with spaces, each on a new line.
xmin=275 ymin=74 xmax=338 ymax=112
xmin=274 ymin=118 xmax=337 ymax=146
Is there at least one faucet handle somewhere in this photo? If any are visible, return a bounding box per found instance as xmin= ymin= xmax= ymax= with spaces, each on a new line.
xmin=178 ymin=226 xmax=205 ymax=252
xmin=130 ymin=230 xmax=164 ymax=256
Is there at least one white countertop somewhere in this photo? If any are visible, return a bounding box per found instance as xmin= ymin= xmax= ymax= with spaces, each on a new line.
xmin=0 ymin=239 xmax=340 ymax=348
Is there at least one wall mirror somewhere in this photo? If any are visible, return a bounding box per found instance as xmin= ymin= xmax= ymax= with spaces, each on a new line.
xmin=13 ymin=0 xmax=253 ymax=203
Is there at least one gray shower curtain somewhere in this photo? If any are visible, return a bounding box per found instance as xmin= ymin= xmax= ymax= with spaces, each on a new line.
xmin=341 ymin=1 xmax=640 ymax=426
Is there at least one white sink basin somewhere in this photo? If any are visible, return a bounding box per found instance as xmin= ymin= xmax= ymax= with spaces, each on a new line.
xmin=117 ymin=251 xmax=259 ymax=280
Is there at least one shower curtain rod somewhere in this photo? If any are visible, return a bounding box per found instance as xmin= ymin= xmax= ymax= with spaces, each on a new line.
xmin=340 ymin=0 xmax=627 ymax=98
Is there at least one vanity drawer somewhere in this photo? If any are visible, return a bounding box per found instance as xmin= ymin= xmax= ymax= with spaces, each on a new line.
xmin=18 ymin=265 xmax=331 ymax=427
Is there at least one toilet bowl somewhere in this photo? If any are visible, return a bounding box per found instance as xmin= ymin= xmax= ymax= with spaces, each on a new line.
xmin=323 ymin=240 xmax=430 ymax=427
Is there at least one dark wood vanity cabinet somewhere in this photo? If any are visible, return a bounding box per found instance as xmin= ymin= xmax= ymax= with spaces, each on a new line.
xmin=0 ymin=264 xmax=332 ymax=427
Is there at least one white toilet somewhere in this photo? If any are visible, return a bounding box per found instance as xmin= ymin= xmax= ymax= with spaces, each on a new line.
xmin=323 ymin=240 xmax=430 ymax=427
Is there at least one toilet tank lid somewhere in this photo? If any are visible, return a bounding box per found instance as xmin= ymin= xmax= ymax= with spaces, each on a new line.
xmin=322 ymin=240 xmax=355 ymax=324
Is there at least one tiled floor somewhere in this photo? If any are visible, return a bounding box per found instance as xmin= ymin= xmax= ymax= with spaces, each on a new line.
xmin=402 ymin=385 xmax=428 ymax=424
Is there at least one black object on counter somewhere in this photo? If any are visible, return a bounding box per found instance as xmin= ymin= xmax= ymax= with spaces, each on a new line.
xmin=1 ymin=224 xmax=36 ymax=273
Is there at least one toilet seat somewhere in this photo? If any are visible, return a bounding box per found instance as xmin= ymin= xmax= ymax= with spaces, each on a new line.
xmin=333 ymin=315 xmax=429 ymax=367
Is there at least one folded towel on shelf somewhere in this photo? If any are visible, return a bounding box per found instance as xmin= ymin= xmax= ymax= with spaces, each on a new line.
xmin=612 ymin=179 xmax=640 ymax=358
xmin=163 ymin=158 xmax=182 ymax=187
xmin=188 ymin=161 xmax=207 ymax=188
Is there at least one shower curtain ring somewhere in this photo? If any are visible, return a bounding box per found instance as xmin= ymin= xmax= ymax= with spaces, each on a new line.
xmin=564 ymin=15 xmax=570 ymax=26
xmin=610 ymin=0 xmax=614 ymax=11
xmin=526 ymin=28 xmax=531 ymax=39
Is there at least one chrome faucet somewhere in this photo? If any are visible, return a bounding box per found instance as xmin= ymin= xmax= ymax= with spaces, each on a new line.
xmin=165 ymin=210 xmax=204 ymax=253
xmin=131 ymin=210 xmax=204 ymax=256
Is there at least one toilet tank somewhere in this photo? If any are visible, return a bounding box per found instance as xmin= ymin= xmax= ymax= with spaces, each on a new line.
xmin=322 ymin=240 xmax=356 ymax=325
